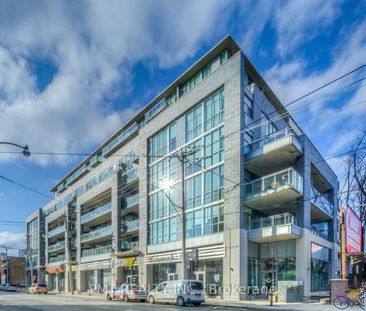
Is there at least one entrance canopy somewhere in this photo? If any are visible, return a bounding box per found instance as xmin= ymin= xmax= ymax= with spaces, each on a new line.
xmin=45 ymin=264 xmax=65 ymax=274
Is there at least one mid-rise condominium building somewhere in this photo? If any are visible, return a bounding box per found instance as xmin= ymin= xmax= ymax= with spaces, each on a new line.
xmin=25 ymin=35 xmax=338 ymax=299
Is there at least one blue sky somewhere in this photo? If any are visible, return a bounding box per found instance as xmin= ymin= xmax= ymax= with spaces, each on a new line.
xmin=0 ymin=0 xmax=366 ymax=252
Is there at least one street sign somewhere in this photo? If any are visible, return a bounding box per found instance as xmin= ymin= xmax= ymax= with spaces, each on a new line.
xmin=346 ymin=207 xmax=362 ymax=254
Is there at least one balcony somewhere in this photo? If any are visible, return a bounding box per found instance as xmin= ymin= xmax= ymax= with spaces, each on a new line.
xmin=48 ymin=254 xmax=65 ymax=264
xmin=310 ymin=186 xmax=334 ymax=221
xmin=81 ymin=225 xmax=112 ymax=243
xmin=121 ymin=220 xmax=139 ymax=234
xmin=81 ymin=202 xmax=112 ymax=225
xmin=48 ymin=241 xmax=65 ymax=253
xmin=311 ymin=227 xmax=329 ymax=240
xmin=48 ymin=226 xmax=65 ymax=238
xmin=120 ymin=240 xmax=139 ymax=253
xmin=248 ymin=213 xmax=302 ymax=243
xmin=244 ymin=128 xmax=303 ymax=176
xmin=244 ymin=168 xmax=303 ymax=209
xmin=123 ymin=194 xmax=139 ymax=210
xmin=119 ymin=168 xmax=139 ymax=189
xmin=81 ymin=244 xmax=112 ymax=258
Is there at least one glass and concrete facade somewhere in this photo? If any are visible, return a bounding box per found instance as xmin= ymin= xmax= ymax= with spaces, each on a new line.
xmin=25 ymin=35 xmax=338 ymax=299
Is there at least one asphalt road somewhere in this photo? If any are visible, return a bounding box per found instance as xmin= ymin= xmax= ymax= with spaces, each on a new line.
xmin=0 ymin=291 xmax=253 ymax=311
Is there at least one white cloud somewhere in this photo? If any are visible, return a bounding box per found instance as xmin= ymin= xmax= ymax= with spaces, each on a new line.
xmin=0 ymin=0 xmax=230 ymax=165
xmin=0 ymin=232 xmax=25 ymax=256
xmin=273 ymin=0 xmax=340 ymax=56
xmin=264 ymin=19 xmax=366 ymax=183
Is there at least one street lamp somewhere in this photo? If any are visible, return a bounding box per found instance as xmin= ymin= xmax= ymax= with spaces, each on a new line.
xmin=0 ymin=142 xmax=31 ymax=157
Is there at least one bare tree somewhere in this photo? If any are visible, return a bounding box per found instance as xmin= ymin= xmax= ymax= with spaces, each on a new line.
xmin=340 ymin=129 xmax=366 ymax=224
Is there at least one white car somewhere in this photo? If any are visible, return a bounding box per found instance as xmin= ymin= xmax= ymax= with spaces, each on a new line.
xmin=148 ymin=280 xmax=205 ymax=307
xmin=4 ymin=284 xmax=17 ymax=292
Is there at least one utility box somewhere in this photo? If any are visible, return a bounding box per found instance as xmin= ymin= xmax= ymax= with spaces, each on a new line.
xmin=277 ymin=281 xmax=304 ymax=302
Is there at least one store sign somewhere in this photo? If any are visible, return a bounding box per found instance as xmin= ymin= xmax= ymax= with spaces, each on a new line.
xmin=120 ymin=257 xmax=136 ymax=267
xmin=346 ymin=207 xmax=362 ymax=254
xmin=145 ymin=253 xmax=180 ymax=264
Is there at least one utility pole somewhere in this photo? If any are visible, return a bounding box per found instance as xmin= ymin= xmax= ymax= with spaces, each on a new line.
xmin=340 ymin=206 xmax=347 ymax=279
xmin=65 ymin=211 xmax=74 ymax=295
xmin=175 ymin=147 xmax=198 ymax=280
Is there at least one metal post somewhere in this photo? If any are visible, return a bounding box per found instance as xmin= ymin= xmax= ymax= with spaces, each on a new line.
xmin=179 ymin=154 xmax=187 ymax=280
xmin=340 ymin=207 xmax=347 ymax=279
xmin=65 ymin=212 xmax=74 ymax=294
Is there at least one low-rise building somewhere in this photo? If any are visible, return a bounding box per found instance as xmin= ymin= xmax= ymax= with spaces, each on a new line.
xmin=0 ymin=256 xmax=26 ymax=285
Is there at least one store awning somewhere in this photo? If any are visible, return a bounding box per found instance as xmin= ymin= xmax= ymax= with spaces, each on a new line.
xmin=45 ymin=264 xmax=65 ymax=274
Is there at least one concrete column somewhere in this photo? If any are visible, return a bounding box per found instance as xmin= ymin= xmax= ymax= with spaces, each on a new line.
xmin=295 ymin=147 xmax=311 ymax=229
xmin=138 ymin=139 xmax=148 ymax=288
xmin=296 ymin=231 xmax=311 ymax=297
xmin=76 ymin=200 xmax=82 ymax=293
xmin=223 ymin=228 xmax=247 ymax=299
xmin=111 ymin=174 xmax=120 ymax=253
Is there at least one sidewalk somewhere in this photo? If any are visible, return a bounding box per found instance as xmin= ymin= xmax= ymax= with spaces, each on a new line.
xmin=204 ymin=297 xmax=335 ymax=310
xmin=55 ymin=292 xmax=337 ymax=310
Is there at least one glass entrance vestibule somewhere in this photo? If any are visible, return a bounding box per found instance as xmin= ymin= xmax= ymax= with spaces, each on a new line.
xmin=248 ymin=240 xmax=296 ymax=289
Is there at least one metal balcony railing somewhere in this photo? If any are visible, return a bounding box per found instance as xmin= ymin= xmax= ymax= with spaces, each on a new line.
xmin=121 ymin=240 xmax=139 ymax=252
xmin=48 ymin=241 xmax=65 ymax=252
xmin=80 ymin=202 xmax=112 ymax=224
xmin=250 ymin=213 xmax=297 ymax=230
xmin=48 ymin=254 xmax=65 ymax=264
xmin=245 ymin=168 xmax=303 ymax=200
xmin=81 ymin=225 xmax=112 ymax=243
xmin=121 ymin=220 xmax=139 ymax=233
xmin=124 ymin=194 xmax=139 ymax=209
xmin=244 ymin=127 xmax=299 ymax=154
xmin=48 ymin=226 xmax=65 ymax=238
xmin=81 ymin=244 xmax=112 ymax=257
xmin=310 ymin=186 xmax=333 ymax=217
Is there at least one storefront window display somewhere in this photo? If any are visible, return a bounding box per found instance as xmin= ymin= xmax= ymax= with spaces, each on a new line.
xmin=311 ymin=243 xmax=330 ymax=292
xmin=248 ymin=240 xmax=296 ymax=289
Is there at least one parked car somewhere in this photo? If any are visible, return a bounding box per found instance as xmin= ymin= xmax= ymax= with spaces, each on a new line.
xmin=27 ymin=283 xmax=48 ymax=294
xmin=106 ymin=284 xmax=148 ymax=302
xmin=0 ymin=284 xmax=6 ymax=291
xmin=4 ymin=284 xmax=17 ymax=292
xmin=148 ymin=280 xmax=205 ymax=307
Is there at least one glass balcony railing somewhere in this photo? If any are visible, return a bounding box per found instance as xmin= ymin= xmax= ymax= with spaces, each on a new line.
xmin=48 ymin=241 xmax=65 ymax=252
xmin=124 ymin=194 xmax=139 ymax=209
xmin=81 ymin=244 xmax=112 ymax=257
xmin=310 ymin=186 xmax=333 ymax=217
xmin=311 ymin=227 xmax=329 ymax=240
xmin=81 ymin=225 xmax=112 ymax=243
xmin=121 ymin=240 xmax=139 ymax=252
xmin=48 ymin=226 xmax=65 ymax=238
xmin=120 ymin=168 xmax=139 ymax=186
xmin=250 ymin=213 xmax=297 ymax=230
xmin=121 ymin=220 xmax=139 ymax=233
xmin=81 ymin=202 xmax=112 ymax=224
xmin=48 ymin=254 xmax=65 ymax=264
xmin=244 ymin=127 xmax=299 ymax=154
xmin=245 ymin=168 xmax=303 ymax=200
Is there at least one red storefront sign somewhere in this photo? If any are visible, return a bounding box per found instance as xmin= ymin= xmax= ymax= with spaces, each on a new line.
xmin=346 ymin=207 xmax=362 ymax=254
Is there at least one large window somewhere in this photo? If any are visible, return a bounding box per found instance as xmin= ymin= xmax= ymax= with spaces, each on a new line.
xmin=248 ymin=240 xmax=296 ymax=288
xmin=148 ymin=89 xmax=225 ymax=245
xmin=204 ymin=165 xmax=224 ymax=204
xmin=185 ymin=105 xmax=202 ymax=142
xmin=204 ymin=126 xmax=224 ymax=168
xmin=311 ymin=243 xmax=330 ymax=292
xmin=204 ymin=89 xmax=224 ymax=131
